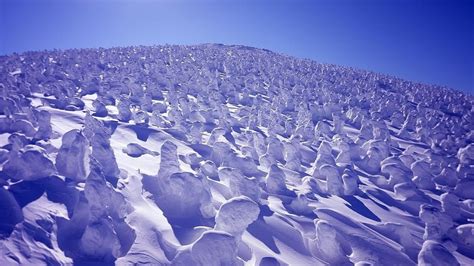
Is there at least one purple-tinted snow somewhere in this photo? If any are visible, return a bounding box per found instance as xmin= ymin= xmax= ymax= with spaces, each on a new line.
xmin=0 ymin=44 xmax=473 ymax=265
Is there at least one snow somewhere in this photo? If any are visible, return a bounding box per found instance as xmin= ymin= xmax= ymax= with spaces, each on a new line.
xmin=215 ymin=196 xmax=260 ymax=236
xmin=0 ymin=44 xmax=473 ymax=265
xmin=55 ymin=129 xmax=90 ymax=181
xmin=3 ymin=145 xmax=56 ymax=181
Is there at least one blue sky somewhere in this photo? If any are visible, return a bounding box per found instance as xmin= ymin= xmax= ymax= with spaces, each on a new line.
xmin=1 ymin=0 xmax=473 ymax=92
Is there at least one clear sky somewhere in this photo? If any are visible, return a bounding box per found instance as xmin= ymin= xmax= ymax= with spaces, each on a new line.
xmin=1 ymin=0 xmax=473 ymax=93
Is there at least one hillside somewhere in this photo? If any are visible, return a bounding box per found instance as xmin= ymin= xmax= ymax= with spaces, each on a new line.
xmin=0 ymin=44 xmax=473 ymax=265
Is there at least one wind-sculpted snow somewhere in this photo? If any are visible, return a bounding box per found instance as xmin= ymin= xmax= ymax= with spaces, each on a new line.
xmin=0 ymin=44 xmax=473 ymax=265
xmin=56 ymin=129 xmax=90 ymax=181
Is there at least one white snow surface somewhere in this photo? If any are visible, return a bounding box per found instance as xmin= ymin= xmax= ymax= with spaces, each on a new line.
xmin=0 ymin=44 xmax=473 ymax=265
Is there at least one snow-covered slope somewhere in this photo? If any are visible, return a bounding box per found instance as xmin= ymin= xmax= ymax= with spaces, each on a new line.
xmin=0 ymin=44 xmax=473 ymax=265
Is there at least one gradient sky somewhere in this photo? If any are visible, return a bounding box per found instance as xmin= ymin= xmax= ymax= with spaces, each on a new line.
xmin=1 ymin=0 xmax=473 ymax=92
